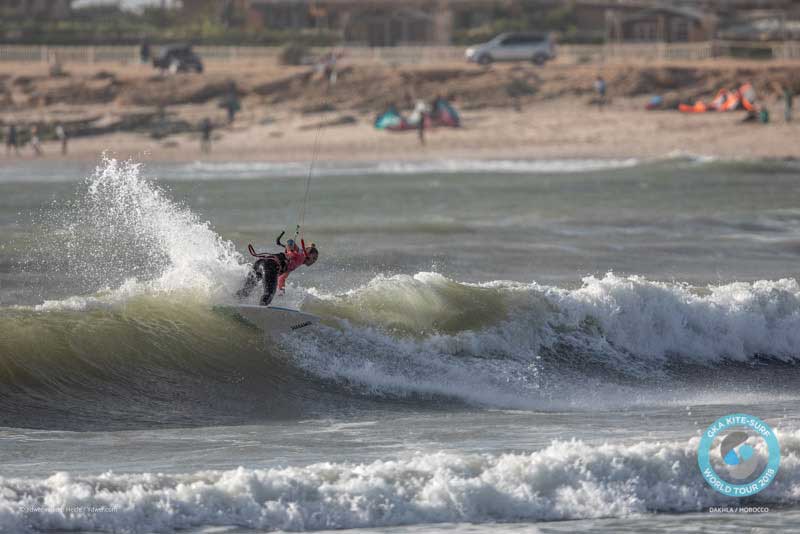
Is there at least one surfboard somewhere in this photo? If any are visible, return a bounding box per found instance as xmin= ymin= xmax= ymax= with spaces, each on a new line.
xmin=220 ymin=305 xmax=320 ymax=336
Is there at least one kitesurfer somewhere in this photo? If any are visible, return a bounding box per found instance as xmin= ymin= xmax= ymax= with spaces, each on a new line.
xmin=237 ymin=231 xmax=319 ymax=306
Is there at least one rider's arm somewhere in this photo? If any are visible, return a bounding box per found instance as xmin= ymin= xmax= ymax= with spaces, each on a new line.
xmin=276 ymin=231 xmax=286 ymax=248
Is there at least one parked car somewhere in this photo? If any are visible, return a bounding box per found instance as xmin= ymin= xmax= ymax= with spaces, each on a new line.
xmin=153 ymin=44 xmax=204 ymax=73
xmin=465 ymin=33 xmax=555 ymax=66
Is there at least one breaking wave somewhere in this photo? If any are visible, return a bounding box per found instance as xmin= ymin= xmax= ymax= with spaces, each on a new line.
xmin=283 ymin=272 xmax=800 ymax=409
xmin=5 ymin=158 xmax=800 ymax=429
xmin=306 ymin=271 xmax=800 ymax=363
xmin=5 ymin=270 xmax=800 ymax=427
xmin=2 ymin=429 xmax=799 ymax=532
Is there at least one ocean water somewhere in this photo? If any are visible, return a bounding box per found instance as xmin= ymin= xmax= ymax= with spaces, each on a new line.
xmin=1 ymin=157 xmax=799 ymax=532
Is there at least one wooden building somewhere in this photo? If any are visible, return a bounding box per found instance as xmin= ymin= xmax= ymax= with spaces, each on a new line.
xmin=605 ymin=5 xmax=716 ymax=42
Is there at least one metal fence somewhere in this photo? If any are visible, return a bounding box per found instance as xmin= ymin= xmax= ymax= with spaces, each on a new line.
xmin=1 ymin=42 xmax=799 ymax=65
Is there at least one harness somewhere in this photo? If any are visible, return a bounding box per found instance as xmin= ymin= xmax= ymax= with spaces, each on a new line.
xmin=248 ymin=244 xmax=288 ymax=273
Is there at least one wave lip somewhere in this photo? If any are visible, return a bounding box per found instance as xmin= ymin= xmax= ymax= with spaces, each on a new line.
xmin=27 ymin=157 xmax=246 ymax=308
xmin=3 ymin=430 xmax=799 ymax=532
xmin=304 ymin=272 xmax=800 ymax=370
xmin=546 ymin=274 xmax=800 ymax=365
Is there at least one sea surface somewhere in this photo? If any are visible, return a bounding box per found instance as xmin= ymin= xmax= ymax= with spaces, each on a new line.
xmin=1 ymin=156 xmax=799 ymax=532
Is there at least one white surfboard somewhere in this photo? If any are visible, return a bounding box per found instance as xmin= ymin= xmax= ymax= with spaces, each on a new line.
xmin=223 ymin=305 xmax=320 ymax=336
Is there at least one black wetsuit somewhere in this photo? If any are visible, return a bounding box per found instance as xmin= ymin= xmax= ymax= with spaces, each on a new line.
xmin=238 ymin=232 xmax=292 ymax=306
xmin=237 ymin=253 xmax=288 ymax=306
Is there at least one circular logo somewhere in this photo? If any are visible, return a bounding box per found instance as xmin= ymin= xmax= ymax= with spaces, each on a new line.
xmin=698 ymin=413 xmax=780 ymax=497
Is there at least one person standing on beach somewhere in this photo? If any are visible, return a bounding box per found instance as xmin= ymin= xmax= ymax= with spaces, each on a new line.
xmin=140 ymin=40 xmax=151 ymax=64
xmin=200 ymin=118 xmax=212 ymax=153
xmin=417 ymin=109 xmax=426 ymax=145
xmin=323 ymin=50 xmax=338 ymax=88
xmin=5 ymin=124 xmax=20 ymax=156
xmin=30 ymin=125 xmax=43 ymax=156
xmin=594 ymin=76 xmax=607 ymax=108
xmin=221 ymin=83 xmax=241 ymax=124
xmin=413 ymin=100 xmax=427 ymax=146
xmin=784 ymin=86 xmax=793 ymax=123
xmin=55 ymin=124 xmax=68 ymax=155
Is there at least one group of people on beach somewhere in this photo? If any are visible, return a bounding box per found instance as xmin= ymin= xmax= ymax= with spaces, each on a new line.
xmin=3 ymin=123 xmax=68 ymax=157
xmin=593 ymin=73 xmax=793 ymax=124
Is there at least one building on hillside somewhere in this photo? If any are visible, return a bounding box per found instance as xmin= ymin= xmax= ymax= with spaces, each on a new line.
xmin=241 ymin=0 xmax=718 ymax=46
xmin=245 ymin=0 xmax=456 ymax=46
xmin=608 ymin=0 xmax=800 ymax=42
xmin=0 ymin=0 xmax=72 ymax=18
xmin=707 ymin=0 xmax=800 ymax=40
xmin=718 ymin=13 xmax=800 ymax=40
xmin=232 ymin=0 xmax=798 ymax=45
xmin=683 ymin=0 xmax=795 ymax=17
xmin=604 ymin=4 xmax=717 ymax=42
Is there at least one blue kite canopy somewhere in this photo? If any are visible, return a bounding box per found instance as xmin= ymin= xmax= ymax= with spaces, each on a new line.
xmin=374 ymin=106 xmax=410 ymax=130
xmin=432 ymin=99 xmax=460 ymax=127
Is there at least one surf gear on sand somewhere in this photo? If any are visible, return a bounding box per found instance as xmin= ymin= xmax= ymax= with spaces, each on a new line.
xmin=679 ymin=83 xmax=756 ymax=113
xmin=375 ymin=99 xmax=461 ymax=131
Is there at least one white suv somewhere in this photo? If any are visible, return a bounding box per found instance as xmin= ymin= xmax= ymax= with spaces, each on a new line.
xmin=465 ymin=33 xmax=556 ymax=66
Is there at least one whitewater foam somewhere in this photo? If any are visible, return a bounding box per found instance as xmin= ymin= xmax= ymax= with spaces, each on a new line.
xmin=545 ymin=274 xmax=800 ymax=364
xmin=305 ymin=271 xmax=800 ymax=367
xmin=2 ymin=429 xmax=798 ymax=532
xmin=28 ymin=158 xmax=246 ymax=310
xmin=285 ymin=272 xmax=800 ymax=409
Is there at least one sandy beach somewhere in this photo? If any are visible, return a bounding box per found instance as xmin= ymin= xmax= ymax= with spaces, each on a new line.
xmin=2 ymin=59 xmax=800 ymax=164
xmin=41 ymin=99 xmax=800 ymax=163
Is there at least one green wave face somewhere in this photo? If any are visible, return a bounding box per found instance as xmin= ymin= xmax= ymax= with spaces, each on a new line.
xmin=0 ymin=293 xmax=317 ymax=430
